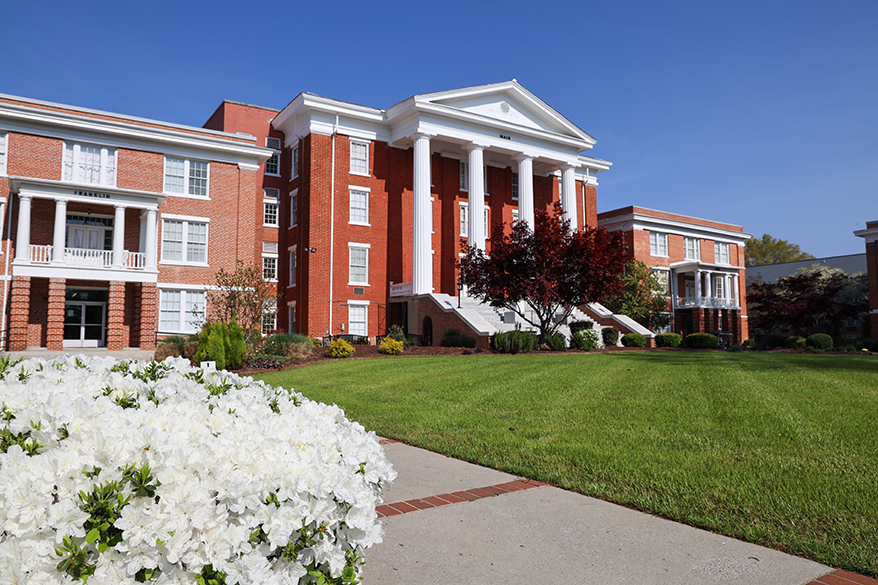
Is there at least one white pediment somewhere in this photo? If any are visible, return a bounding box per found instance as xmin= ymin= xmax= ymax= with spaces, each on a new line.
xmin=414 ymin=81 xmax=594 ymax=144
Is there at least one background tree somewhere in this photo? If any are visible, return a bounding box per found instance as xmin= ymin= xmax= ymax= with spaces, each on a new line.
xmin=209 ymin=260 xmax=276 ymax=351
xmin=745 ymin=233 xmax=815 ymax=267
xmin=747 ymin=265 xmax=868 ymax=336
xmin=605 ymin=259 xmax=672 ymax=330
xmin=459 ymin=203 xmax=627 ymax=341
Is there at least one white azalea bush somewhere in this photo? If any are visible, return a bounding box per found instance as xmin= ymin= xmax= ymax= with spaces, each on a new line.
xmin=0 ymin=355 xmax=395 ymax=585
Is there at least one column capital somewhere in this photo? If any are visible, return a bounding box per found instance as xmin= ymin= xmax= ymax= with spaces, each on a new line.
xmin=18 ymin=193 xmax=33 ymax=202
xmin=512 ymin=152 xmax=536 ymax=163
xmin=561 ymin=162 xmax=580 ymax=171
xmin=114 ymin=203 xmax=128 ymax=210
xmin=411 ymin=132 xmax=435 ymax=141
xmin=464 ymin=141 xmax=488 ymax=153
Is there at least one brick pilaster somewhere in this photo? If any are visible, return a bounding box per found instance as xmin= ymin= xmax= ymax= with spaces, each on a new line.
xmin=138 ymin=283 xmax=157 ymax=351
xmin=46 ymin=278 xmax=66 ymax=351
xmin=8 ymin=276 xmax=31 ymax=351
xmin=107 ymin=281 xmax=126 ymax=351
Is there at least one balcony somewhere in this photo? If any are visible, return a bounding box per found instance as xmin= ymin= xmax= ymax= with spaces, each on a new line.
xmin=28 ymin=245 xmax=147 ymax=270
xmin=676 ymin=296 xmax=738 ymax=310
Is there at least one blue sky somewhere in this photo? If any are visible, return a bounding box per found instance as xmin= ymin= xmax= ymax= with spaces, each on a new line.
xmin=4 ymin=1 xmax=876 ymax=257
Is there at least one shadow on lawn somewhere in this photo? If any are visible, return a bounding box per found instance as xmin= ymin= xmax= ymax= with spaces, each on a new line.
xmin=613 ymin=350 xmax=878 ymax=373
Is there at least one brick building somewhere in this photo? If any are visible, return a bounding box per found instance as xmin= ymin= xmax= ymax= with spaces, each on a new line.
xmin=0 ymin=94 xmax=272 ymax=350
xmin=598 ymin=206 xmax=750 ymax=345
xmin=854 ymin=221 xmax=878 ymax=336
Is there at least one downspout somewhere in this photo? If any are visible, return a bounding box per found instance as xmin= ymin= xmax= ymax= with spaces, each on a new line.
xmin=328 ymin=113 xmax=338 ymax=337
xmin=1 ymin=194 xmax=14 ymax=349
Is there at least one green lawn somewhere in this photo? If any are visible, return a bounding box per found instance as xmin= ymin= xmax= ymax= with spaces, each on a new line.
xmin=254 ymin=352 xmax=878 ymax=576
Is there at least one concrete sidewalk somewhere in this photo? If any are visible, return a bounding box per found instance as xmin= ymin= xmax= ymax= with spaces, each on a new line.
xmin=364 ymin=440 xmax=836 ymax=585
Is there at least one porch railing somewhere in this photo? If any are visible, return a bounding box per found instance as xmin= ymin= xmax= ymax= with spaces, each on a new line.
xmin=677 ymin=296 xmax=738 ymax=309
xmin=27 ymin=245 xmax=147 ymax=270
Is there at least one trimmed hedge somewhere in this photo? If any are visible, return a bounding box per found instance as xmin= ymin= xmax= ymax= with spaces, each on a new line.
xmin=654 ymin=333 xmax=682 ymax=348
xmin=378 ymin=337 xmax=404 ymax=355
xmin=493 ymin=329 xmax=537 ymax=354
xmin=328 ymin=338 xmax=355 ymax=358
xmin=621 ymin=333 xmax=646 ymax=347
xmin=602 ymin=327 xmax=620 ymax=346
xmin=766 ymin=333 xmax=786 ymax=349
xmin=545 ymin=332 xmax=567 ymax=351
xmin=806 ymin=333 xmax=833 ymax=350
xmin=571 ymin=328 xmax=600 ymax=351
xmin=785 ymin=336 xmax=803 ymax=349
xmin=684 ymin=333 xmax=719 ymax=349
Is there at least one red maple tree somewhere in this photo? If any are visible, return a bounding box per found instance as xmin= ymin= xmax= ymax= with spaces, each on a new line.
xmin=459 ymin=203 xmax=627 ymax=341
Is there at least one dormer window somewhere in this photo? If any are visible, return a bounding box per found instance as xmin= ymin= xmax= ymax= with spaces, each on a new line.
xmin=63 ymin=142 xmax=116 ymax=187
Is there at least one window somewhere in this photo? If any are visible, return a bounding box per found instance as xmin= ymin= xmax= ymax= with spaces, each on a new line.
xmin=484 ymin=206 xmax=490 ymax=237
xmin=290 ymin=191 xmax=298 ymax=227
xmin=159 ymin=289 xmax=205 ymax=333
xmin=161 ymin=217 xmax=208 ymax=264
xmin=684 ymin=237 xmax=701 ymax=261
xmin=288 ymin=247 xmax=297 ymax=287
xmin=459 ymin=203 xmax=468 ymax=236
xmin=164 ymin=157 xmax=209 ymax=197
xmin=291 ymin=145 xmax=299 ymax=178
xmin=265 ymin=137 xmax=281 ymax=176
xmin=348 ymin=244 xmax=369 ymax=285
xmin=348 ymin=303 xmax=367 ymax=337
xmin=350 ymin=140 xmax=369 ymax=175
xmin=459 ymin=161 xmax=468 ymax=191
xmin=264 ymin=187 xmax=279 ymax=199
xmin=0 ymin=132 xmax=7 ymax=176
xmin=349 ymin=189 xmax=369 ymax=225
xmin=63 ymin=142 xmax=117 ymax=187
xmin=650 ymin=232 xmax=668 ymax=257
xmin=512 ymin=209 xmax=519 ymax=224
xmin=652 ymin=269 xmax=670 ymax=295
xmin=264 ymin=202 xmax=279 ymax=226
xmin=287 ymin=302 xmax=296 ymax=333
xmin=262 ymin=309 xmax=277 ymax=336
xmin=512 ymin=171 xmax=519 ymax=200
xmin=715 ymin=276 xmax=725 ymax=298
xmin=714 ymin=242 xmax=730 ymax=264
xmin=263 ymin=241 xmax=278 ymax=281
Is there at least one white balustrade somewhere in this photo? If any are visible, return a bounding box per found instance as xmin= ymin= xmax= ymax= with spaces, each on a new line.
xmin=65 ymin=248 xmax=113 ymax=267
xmin=125 ymin=251 xmax=146 ymax=270
xmin=29 ymin=245 xmax=53 ymax=264
xmin=26 ymin=245 xmax=147 ymax=270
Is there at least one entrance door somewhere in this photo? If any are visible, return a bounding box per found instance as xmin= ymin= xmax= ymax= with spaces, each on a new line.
xmin=67 ymin=222 xmax=110 ymax=266
xmin=63 ymin=302 xmax=106 ymax=347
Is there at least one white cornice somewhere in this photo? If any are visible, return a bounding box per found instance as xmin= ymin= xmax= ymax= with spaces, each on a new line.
xmin=853 ymin=226 xmax=878 ymax=244
xmin=0 ymin=99 xmax=274 ymax=167
xmin=598 ymin=212 xmax=751 ymax=245
xmin=9 ymin=176 xmax=166 ymax=209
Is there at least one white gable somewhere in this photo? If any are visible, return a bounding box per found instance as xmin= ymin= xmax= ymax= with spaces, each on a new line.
xmin=432 ymin=94 xmax=555 ymax=133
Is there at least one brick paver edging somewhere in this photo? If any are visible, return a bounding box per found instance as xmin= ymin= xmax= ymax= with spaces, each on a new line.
xmin=806 ymin=570 xmax=878 ymax=585
xmin=376 ymin=478 xmax=548 ymax=518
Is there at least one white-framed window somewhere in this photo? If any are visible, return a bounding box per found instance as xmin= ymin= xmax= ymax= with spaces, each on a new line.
xmin=63 ymin=142 xmax=117 ymax=187
xmin=348 ymin=302 xmax=368 ymax=337
xmin=263 ymin=241 xmax=278 ymax=281
xmin=512 ymin=209 xmax=519 ymax=224
xmin=348 ymin=243 xmax=369 ymax=285
xmin=512 ymin=171 xmax=519 ymax=200
xmin=349 ymin=188 xmax=369 ymax=225
xmin=291 ymin=144 xmax=299 ymax=178
xmin=652 ymin=268 xmax=670 ymax=295
xmin=287 ymin=301 xmax=296 ymax=333
xmin=290 ymin=190 xmax=298 ymax=227
xmin=650 ymin=232 xmax=668 ymax=257
xmin=288 ymin=246 xmax=297 ymax=287
xmin=484 ymin=206 xmax=490 ymax=237
xmin=164 ymin=157 xmax=209 ymax=197
xmin=350 ymin=140 xmax=369 ymax=175
xmin=265 ymin=137 xmax=281 ymax=176
xmin=161 ymin=216 xmax=209 ymax=264
xmin=715 ymin=276 xmax=725 ymax=298
xmin=264 ymin=201 xmax=279 ymax=226
xmin=159 ymin=289 xmax=205 ymax=333
xmin=265 ymin=187 xmax=279 ymax=200
xmin=0 ymin=132 xmax=7 ymax=176
xmin=262 ymin=298 xmax=277 ymax=336
xmin=459 ymin=161 xmax=468 ymax=191
xmin=714 ymin=242 xmax=730 ymax=264
xmin=459 ymin=203 xmax=468 ymax=236
xmin=684 ymin=237 xmax=701 ymax=261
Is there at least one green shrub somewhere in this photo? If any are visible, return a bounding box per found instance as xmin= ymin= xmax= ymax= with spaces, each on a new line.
xmin=545 ymin=332 xmax=567 ymax=351
xmin=742 ymin=339 xmax=755 ymax=349
xmin=795 ymin=337 xmax=807 ymax=349
xmin=621 ymin=333 xmax=646 ymax=347
xmin=571 ymin=328 xmax=600 ymax=351
xmin=856 ymin=338 xmax=878 ymax=352
xmin=492 ymin=329 xmax=537 ymax=354
xmin=766 ymin=333 xmax=786 ymax=349
xmin=806 ymin=333 xmax=833 ymax=350
xmin=161 ymin=335 xmax=187 ymax=356
xmin=727 ymin=344 xmax=744 ymax=352
xmin=378 ymin=337 xmax=404 ymax=355
xmin=654 ymin=333 xmax=682 ymax=348
xmin=387 ymin=324 xmax=408 ymax=343
xmin=263 ymin=333 xmax=312 ymax=358
xmin=785 ymin=336 xmax=803 ymax=349
xmin=184 ymin=340 xmax=199 ymax=364
xmin=194 ymin=323 xmax=228 ymax=369
xmin=311 ymin=337 xmax=323 ymax=348
xmin=226 ymin=316 xmax=247 ymax=369
xmin=602 ymin=327 xmax=620 ymax=346
xmin=440 ymin=335 xmax=462 ymax=347
xmin=154 ymin=340 xmax=181 ymax=361
xmin=684 ymin=333 xmax=718 ymax=349
xmin=568 ymin=321 xmax=593 ymax=334
xmin=440 ymin=328 xmax=476 ymax=348
xmin=328 ymin=338 xmax=355 ymax=358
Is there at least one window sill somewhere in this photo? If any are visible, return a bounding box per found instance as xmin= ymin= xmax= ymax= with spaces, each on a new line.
xmin=264 ymin=172 xmax=281 ymax=178
xmin=163 ymin=192 xmax=211 ymax=201
xmin=263 ymin=223 xmax=280 ymax=228
xmin=349 ymin=221 xmax=371 ymax=227
xmin=349 ymin=171 xmax=370 ymax=178
xmin=348 ymin=282 xmax=370 ymax=287
xmin=159 ymin=261 xmax=210 ymax=267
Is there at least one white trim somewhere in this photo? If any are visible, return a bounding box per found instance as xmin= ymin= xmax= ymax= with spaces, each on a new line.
xmin=349 ymin=187 xmax=370 ymax=226
xmin=163 ymin=157 xmax=210 ymax=199
xmin=349 ymin=138 xmax=370 ymax=177
xmin=161 ymin=213 xmax=211 ymax=223
xmin=347 ymin=243 xmax=370 ymax=286
xmin=157 ymin=287 xmax=206 ymax=335
xmin=0 ymin=131 xmax=8 ymax=177
xmin=290 ymin=188 xmax=298 ymax=227
xmin=263 ymin=200 xmax=279 ymax=227
xmin=160 ymin=216 xmax=209 ymax=266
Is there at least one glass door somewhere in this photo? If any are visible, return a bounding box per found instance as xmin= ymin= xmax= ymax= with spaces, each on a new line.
xmin=63 ymin=302 xmax=106 ymax=347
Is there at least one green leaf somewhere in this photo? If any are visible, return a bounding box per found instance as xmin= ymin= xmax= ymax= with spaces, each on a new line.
xmin=86 ymin=527 xmax=100 ymax=543
xmin=99 ymin=541 xmax=108 ymax=553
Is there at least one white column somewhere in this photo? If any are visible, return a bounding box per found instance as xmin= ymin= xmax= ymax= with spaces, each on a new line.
xmin=561 ymin=164 xmax=578 ymax=231
xmin=52 ymin=199 xmax=67 ymax=265
xmin=412 ymin=133 xmax=433 ymax=295
xmin=694 ymin=269 xmax=702 ymax=306
xmin=732 ymin=273 xmax=739 ymax=306
xmin=513 ymin=153 xmax=534 ymax=230
xmin=112 ymin=205 xmax=126 ymax=268
xmin=669 ymin=270 xmax=678 ymax=310
xmin=703 ymin=272 xmax=711 ymax=306
xmin=15 ymin=195 xmax=32 ymax=262
xmin=466 ymin=143 xmax=486 ymax=250
xmin=145 ymin=208 xmax=158 ymax=270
